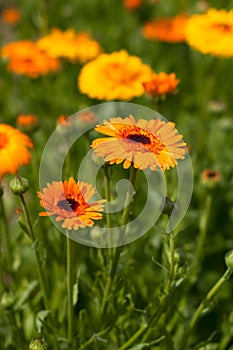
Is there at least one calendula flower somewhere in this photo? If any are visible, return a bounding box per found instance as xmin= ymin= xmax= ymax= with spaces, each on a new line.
xmin=91 ymin=114 xmax=186 ymax=171
xmin=143 ymin=72 xmax=180 ymax=98
xmin=16 ymin=114 xmax=38 ymax=132
xmin=78 ymin=50 xmax=153 ymax=101
xmin=185 ymin=8 xmax=233 ymax=57
xmin=201 ymin=169 xmax=221 ymax=185
xmin=38 ymin=177 xmax=106 ymax=230
xmin=1 ymin=7 xmax=21 ymax=24
xmin=0 ymin=124 xmax=33 ymax=180
xmin=1 ymin=40 xmax=60 ymax=78
xmin=123 ymin=0 xmax=142 ymax=10
xmin=142 ymin=14 xmax=188 ymax=43
xmin=37 ymin=28 xmax=102 ymax=63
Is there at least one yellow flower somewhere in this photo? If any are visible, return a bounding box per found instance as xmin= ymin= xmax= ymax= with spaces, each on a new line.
xmin=37 ymin=28 xmax=102 ymax=63
xmin=38 ymin=177 xmax=106 ymax=230
xmin=0 ymin=124 xmax=33 ymax=180
xmin=78 ymin=50 xmax=153 ymax=101
xmin=91 ymin=114 xmax=186 ymax=171
xmin=1 ymin=40 xmax=60 ymax=78
xmin=185 ymin=8 xmax=233 ymax=57
xmin=143 ymin=72 xmax=180 ymax=97
xmin=142 ymin=14 xmax=188 ymax=43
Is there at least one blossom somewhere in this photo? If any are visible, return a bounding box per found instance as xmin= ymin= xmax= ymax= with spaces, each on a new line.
xmin=78 ymin=50 xmax=153 ymax=100
xmin=16 ymin=114 xmax=38 ymax=132
xmin=1 ymin=7 xmax=21 ymax=24
xmin=201 ymin=169 xmax=221 ymax=184
xmin=1 ymin=40 xmax=60 ymax=78
xmin=36 ymin=28 xmax=102 ymax=63
xmin=142 ymin=14 xmax=188 ymax=43
xmin=143 ymin=72 xmax=180 ymax=98
xmin=185 ymin=8 xmax=233 ymax=57
xmin=123 ymin=0 xmax=142 ymax=10
xmin=0 ymin=124 xmax=33 ymax=180
xmin=38 ymin=177 xmax=106 ymax=230
xmin=91 ymin=114 xmax=186 ymax=171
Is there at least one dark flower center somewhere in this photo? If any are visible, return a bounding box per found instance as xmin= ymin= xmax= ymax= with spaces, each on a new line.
xmin=57 ymin=198 xmax=79 ymax=212
xmin=212 ymin=23 xmax=232 ymax=32
xmin=207 ymin=171 xmax=217 ymax=178
xmin=126 ymin=133 xmax=151 ymax=144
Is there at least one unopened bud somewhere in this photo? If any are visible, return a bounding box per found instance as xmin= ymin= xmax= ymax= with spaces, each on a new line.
xmin=9 ymin=176 xmax=29 ymax=195
xmin=29 ymin=338 xmax=48 ymax=350
xmin=162 ymin=196 xmax=175 ymax=216
xmin=225 ymin=250 xmax=233 ymax=270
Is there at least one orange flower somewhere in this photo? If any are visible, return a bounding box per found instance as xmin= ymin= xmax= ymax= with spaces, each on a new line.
xmin=202 ymin=169 xmax=221 ymax=184
xmin=1 ymin=8 xmax=21 ymax=24
xmin=16 ymin=114 xmax=38 ymax=132
xmin=37 ymin=28 xmax=102 ymax=63
xmin=38 ymin=177 xmax=106 ymax=230
xmin=123 ymin=0 xmax=142 ymax=10
xmin=143 ymin=72 xmax=180 ymax=98
xmin=1 ymin=40 xmax=60 ymax=78
xmin=91 ymin=115 xmax=186 ymax=171
xmin=0 ymin=124 xmax=33 ymax=180
xmin=142 ymin=14 xmax=188 ymax=43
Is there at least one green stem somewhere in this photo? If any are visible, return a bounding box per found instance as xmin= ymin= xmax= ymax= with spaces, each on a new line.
xmin=179 ymin=268 xmax=232 ymax=350
xmin=66 ymin=234 xmax=74 ymax=347
xmin=19 ymin=194 xmax=49 ymax=311
xmin=141 ymin=232 xmax=176 ymax=342
xmin=100 ymin=165 xmax=138 ymax=322
xmin=192 ymin=194 xmax=212 ymax=281
xmin=119 ymin=324 xmax=148 ymax=350
xmin=103 ymin=164 xmax=112 ymax=251
xmin=0 ymin=193 xmax=12 ymax=275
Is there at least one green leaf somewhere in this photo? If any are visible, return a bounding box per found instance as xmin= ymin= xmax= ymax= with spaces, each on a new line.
xmin=128 ymin=344 xmax=150 ymax=350
xmin=14 ymin=280 xmax=38 ymax=311
xmin=36 ymin=310 xmax=51 ymax=333
xmin=17 ymin=219 xmax=31 ymax=239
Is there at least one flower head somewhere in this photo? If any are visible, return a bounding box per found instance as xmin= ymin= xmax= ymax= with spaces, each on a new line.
xmin=142 ymin=14 xmax=188 ymax=43
xmin=91 ymin=115 xmax=186 ymax=171
xmin=143 ymin=72 xmax=180 ymax=98
xmin=201 ymin=169 xmax=221 ymax=187
xmin=38 ymin=177 xmax=106 ymax=230
xmin=0 ymin=124 xmax=33 ymax=180
xmin=78 ymin=50 xmax=153 ymax=101
xmin=123 ymin=0 xmax=142 ymax=10
xmin=1 ymin=7 xmax=21 ymax=24
xmin=185 ymin=8 xmax=233 ymax=57
xmin=16 ymin=114 xmax=38 ymax=132
xmin=37 ymin=29 xmax=102 ymax=63
xmin=1 ymin=40 xmax=60 ymax=78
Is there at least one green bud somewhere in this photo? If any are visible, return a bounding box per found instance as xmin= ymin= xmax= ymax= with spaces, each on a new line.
xmin=162 ymin=196 xmax=175 ymax=216
xmin=9 ymin=176 xmax=29 ymax=195
xmin=225 ymin=250 xmax=233 ymax=270
xmin=1 ymin=292 xmax=14 ymax=308
xmin=29 ymin=338 xmax=48 ymax=350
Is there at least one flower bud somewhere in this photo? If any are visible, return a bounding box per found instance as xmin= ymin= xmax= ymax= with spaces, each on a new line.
xmin=201 ymin=169 xmax=221 ymax=189
xmin=9 ymin=176 xmax=29 ymax=195
xmin=162 ymin=196 xmax=175 ymax=216
xmin=29 ymin=338 xmax=48 ymax=350
xmin=225 ymin=250 xmax=233 ymax=270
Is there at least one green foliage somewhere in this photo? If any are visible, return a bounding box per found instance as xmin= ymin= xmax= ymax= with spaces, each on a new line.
xmin=1 ymin=0 xmax=233 ymax=349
